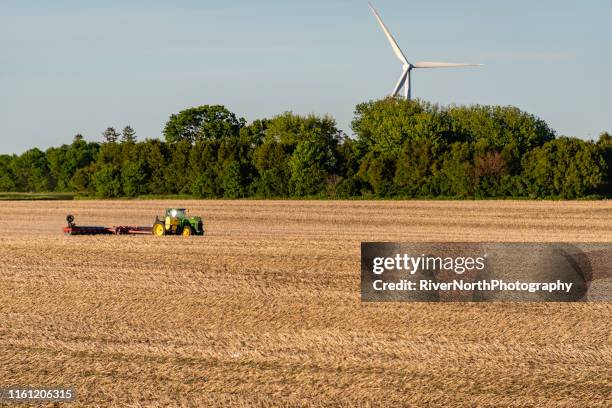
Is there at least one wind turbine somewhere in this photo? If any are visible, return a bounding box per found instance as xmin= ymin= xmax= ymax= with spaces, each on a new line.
xmin=368 ymin=1 xmax=482 ymax=100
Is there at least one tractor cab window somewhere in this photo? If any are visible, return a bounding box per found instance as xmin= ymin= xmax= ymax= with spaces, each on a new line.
xmin=166 ymin=209 xmax=186 ymax=219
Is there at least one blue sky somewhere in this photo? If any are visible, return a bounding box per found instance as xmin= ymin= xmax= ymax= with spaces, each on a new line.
xmin=1 ymin=0 xmax=610 ymax=153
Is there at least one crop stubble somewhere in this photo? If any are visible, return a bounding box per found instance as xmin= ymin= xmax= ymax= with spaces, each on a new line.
xmin=0 ymin=200 xmax=610 ymax=407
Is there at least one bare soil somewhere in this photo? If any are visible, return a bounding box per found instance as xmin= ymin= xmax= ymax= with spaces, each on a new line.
xmin=0 ymin=200 xmax=610 ymax=407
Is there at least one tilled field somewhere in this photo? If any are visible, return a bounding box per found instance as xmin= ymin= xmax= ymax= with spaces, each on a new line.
xmin=0 ymin=200 xmax=610 ymax=407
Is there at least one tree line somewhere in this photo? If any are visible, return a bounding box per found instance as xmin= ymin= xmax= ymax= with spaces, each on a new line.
xmin=1 ymin=99 xmax=610 ymax=199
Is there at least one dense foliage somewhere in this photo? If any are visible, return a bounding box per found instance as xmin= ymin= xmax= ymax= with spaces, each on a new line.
xmin=1 ymin=99 xmax=609 ymax=199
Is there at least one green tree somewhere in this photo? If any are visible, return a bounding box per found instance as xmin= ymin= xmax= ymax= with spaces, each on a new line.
xmin=121 ymin=162 xmax=145 ymax=197
xmin=352 ymin=98 xmax=452 ymax=154
xmin=265 ymin=112 xmax=340 ymax=148
xmin=331 ymin=136 xmax=364 ymax=198
xmin=222 ymin=161 xmax=248 ymax=198
xmin=45 ymin=145 xmax=69 ymax=191
xmin=163 ymin=105 xmax=246 ymax=144
xmin=472 ymin=151 xmax=509 ymax=197
xmin=70 ymin=166 xmax=93 ymax=195
xmin=357 ymin=151 xmax=398 ymax=197
xmin=252 ymin=141 xmax=290 ymax=197
xmin=92 ymin=164 xmax=121 ymax=198
xmin=165 ymin=140 xmax=192 ymax=194
xmin=46 ymin=135 xmax=99 ymax=192
xmin=239 ymin=119 xmax=269 ymax=146
xmin=335 ymin=135 xmax=361 ymax=179
xmin=597 ymin=132 xmax=612 ymax=196
xmin=251 ymin=112 xmax=340 ymax=197
xmin=598 ymin=132 xmax=611 ymax=145
xmin=435 ymin=142 xmax=474 ymax=197
xmin=288 ymin=140 xmax=336 ymax=196
xmin=121 ymin=125 xmax=137 ymax=143
xmin=394 ymin=139 xmax=440 ymax=196
xmin=2 ymin=99 xmax=607 ymax=200
xmin=0 ymin=155 xmax=17 ymax=191
xmin=188 ymin=141 xmax=220 ymax=197
xmin=447 ymin=105 xmax=555 ymax=154
xmin=102 ymin=127 xmax=120 ymax=143
xmin=12 ymin=148 xmax=51 ymax=192
xmin=218 ymin=135 xmax=256 ymax=197
xmin=522 ymin=137 xmax=606 ymax=198
xmin=140 ymin=139 xmax=170 ymax=194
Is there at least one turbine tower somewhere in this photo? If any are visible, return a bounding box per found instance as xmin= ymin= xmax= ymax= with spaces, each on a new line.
xmin=368 ymin=2 xmax=482 ymax=100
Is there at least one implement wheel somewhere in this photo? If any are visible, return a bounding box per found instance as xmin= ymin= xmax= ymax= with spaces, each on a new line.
xmin=182 ymin=226 xmax=193 ymax=237
xmin=153 ymin=222 xmax=165 ymax=236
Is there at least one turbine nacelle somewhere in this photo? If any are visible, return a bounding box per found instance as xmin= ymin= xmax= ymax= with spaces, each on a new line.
xmin=368 ymin=1 xmax=482 ymax=99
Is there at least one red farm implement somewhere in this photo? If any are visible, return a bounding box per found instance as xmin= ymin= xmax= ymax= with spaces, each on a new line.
xmin=63 ymin=215 xmax=152 ymax=236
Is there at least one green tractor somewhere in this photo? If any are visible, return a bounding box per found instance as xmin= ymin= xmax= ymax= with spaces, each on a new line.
xmin=152 ymin=208 xmax=205 ymax=237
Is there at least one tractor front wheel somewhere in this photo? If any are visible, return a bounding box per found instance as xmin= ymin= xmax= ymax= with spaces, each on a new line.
xmin=153 ymin=222 xmax=165 ymax=236
xmin=182 ymin=226 xmax=193 ymax=237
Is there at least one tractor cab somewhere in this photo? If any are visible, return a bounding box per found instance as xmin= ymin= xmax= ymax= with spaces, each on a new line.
xmin=166 ymin=208 xmax=186 ymax=219
xmin=153 ymin=208 xmax=205 ymax=237
xmin=163 ymin=208 xmax=184 ymax=233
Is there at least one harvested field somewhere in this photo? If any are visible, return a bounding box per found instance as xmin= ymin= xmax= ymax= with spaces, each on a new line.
xmin=0 ymin=200 xmax=610 ymax=407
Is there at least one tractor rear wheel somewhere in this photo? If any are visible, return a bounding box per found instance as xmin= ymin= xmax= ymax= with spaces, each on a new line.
xmin=182 ymin=226 xmax=193 ymax=237
xmin=153 ymin=222 xmax=165 ymax=236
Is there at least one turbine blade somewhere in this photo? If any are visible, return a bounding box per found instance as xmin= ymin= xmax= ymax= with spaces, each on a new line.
xmin=391 ymin=69 xmax=408 ymax=97
xmin=368 ymin=2 xmax=409 ymax=66
xmin=413 ymin=61 xmax=483 ymax=68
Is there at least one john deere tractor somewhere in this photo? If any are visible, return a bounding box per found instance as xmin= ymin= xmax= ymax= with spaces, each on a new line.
xmin=152 ymin=208 xmax=204 ymax=237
